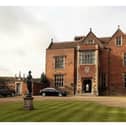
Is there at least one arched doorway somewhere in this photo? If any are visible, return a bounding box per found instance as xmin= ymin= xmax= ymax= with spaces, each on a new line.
xmin=82 ymin=79 xmax=92 ymax=93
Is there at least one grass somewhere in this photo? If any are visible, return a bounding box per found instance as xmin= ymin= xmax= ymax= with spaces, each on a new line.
xmin=0 ymin=100 xmax=126 ymax=122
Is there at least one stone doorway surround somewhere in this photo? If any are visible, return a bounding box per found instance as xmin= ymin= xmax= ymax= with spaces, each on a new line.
xmin=15 ymin=81 xmax=22 ymax=95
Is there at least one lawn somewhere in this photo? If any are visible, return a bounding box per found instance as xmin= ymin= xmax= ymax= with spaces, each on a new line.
xmin=0 ymin=100 xmax=126 ymax=122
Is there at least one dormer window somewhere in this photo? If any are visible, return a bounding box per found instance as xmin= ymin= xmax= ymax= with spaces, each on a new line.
xmin=116 ymin=36 xmax=122 ymax=46
xmin=86 ymin=39 xmax=94 ymax=44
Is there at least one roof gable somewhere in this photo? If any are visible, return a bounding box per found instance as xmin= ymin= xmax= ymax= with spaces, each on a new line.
xmin=47 ymin=27 xmax=126 ymax=49
xmin=107 ymin=27 xmax=125 ymax=47
xmin=111 ymin=27 xmax=124 ymax=40
xmin=80 ymin=30 xmax=103 ymax=47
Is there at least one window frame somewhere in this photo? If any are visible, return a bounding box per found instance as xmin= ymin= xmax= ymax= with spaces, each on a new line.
xmin=54 ymin=56 xmax=65 ymax=69
xmin=123 ymin=73 xmax=126 ymax=88
xmin=79 ymin=50 xmax=95 ymax=65
xmin=124 ymin=53 xmax=126 ymax=66
xmin=54 ymin=74 xmax=64 ymax=87
xmin=115 ymin=36 xmax=122 ymax=46
xmin=86 ymin=39 xmax=94 ymax=45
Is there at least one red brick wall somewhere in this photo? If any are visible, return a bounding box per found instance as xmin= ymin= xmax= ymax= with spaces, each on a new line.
xmin=22 ymin=82 xmax=44 ymax=96
xmin=21 ymin=82 xmax=27 ymax=95
xmin=106 ymin=31 xmax=126 ymax=95
xmin=46 ymin=30 xmax=126 ymax=96
xmin=79 ymin=65 xmax=96 ymax=79
xmin=80 ymin=45 xmax=97 ymax=50
xmin=15 ymin=81 xmax=43 ymax=96
xmin=5 ymin=81 xmax=15 ymax=90
xmin=32 ymin=83 xmax=44 ymax=95
xmin=46 ymin=48 xmax=75 ymax=95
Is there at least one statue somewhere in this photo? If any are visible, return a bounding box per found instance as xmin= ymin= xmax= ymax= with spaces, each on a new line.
xmin=26 ymin=70 xmax=32 ymax=97
xmin=86 ymin=83 xmax=89 ymax=91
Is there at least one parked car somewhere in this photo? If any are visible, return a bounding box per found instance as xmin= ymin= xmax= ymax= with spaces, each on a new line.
xmin=40 ymin=88 xmax=67 ymax=96
xmin=0 ymin=87 xmax=15 ymax=97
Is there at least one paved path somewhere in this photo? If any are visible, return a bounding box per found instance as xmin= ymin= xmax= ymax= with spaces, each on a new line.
xmin=0 ymin=96 xmax=126 ymax=108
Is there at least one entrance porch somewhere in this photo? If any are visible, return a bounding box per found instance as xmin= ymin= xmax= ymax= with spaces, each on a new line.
xmin=76 ymin=77 xmax=98 ymax=96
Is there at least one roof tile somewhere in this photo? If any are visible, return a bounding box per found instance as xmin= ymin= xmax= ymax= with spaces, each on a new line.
xmin=48 ymin=36 xmax=112 ymax=49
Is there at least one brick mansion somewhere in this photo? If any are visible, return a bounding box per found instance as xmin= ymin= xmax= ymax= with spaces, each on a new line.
xmin=46 ymin=26 xmax=126 ymax=96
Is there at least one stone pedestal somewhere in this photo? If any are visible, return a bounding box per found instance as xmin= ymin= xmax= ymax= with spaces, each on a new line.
xmin=24 ymin=97 xmax=34 ymax=110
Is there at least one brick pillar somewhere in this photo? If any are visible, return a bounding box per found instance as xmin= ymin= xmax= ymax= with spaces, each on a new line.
xmin=76 ymin=45 xmax=81 ymax=95
xmin=95 ymin=44 xmax=99 ymax=96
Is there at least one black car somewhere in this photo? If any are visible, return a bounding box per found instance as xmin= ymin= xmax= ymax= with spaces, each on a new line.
xmin=40 ymin=88 xmax=67 ymax=96
xmin=0 ymin=87 xmax=15 ymax=97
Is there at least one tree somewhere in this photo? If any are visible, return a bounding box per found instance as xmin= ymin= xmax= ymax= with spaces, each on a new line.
xmin=40 ymin=72 xmax=49 ymax=88
xmin=40 ymin=72 xmax=48 ymax=84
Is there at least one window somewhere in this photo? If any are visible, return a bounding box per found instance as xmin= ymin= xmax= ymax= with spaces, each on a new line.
xmin=116 ymin=36 xmax=122 ymax=46
xmin=55 ymin=56 xmax=64 ymax=69
xmin=124 ymin=53 xmax=126 ymax=66
xmin=79 ymin=51 xmax=95 ymax=64
xmin=86 ymin=39 xmax=94 ymax=44
xmin=54 ymin=74 xmax=64 ymax=87
xmin=123 ymin=73 xmax=126 ymax=87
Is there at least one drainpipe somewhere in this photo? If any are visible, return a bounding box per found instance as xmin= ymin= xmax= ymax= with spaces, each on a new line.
xmin=108 ymin=48 xmax=111 ymax=95
xmin=95 ymin=44 xmax=99 ymax=96
xmin=76 ymin=45 xmax=80 ymax=95
xmin=104 ymin=47 xmax=111 ymax=95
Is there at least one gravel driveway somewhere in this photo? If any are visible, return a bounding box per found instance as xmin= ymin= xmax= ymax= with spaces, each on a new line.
xmin=0 ymin=96 xmax=126 ymax=108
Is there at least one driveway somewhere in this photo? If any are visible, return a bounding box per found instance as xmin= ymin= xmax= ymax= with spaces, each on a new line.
xmin=0 ymin=96 xmax=126 ymax=108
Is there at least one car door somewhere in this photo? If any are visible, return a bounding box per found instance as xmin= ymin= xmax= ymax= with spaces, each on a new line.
xmin=49 ymin=89 xmax=56 ymax=96
xmin=52 ymin=89 xmax=59 ymax=96
xmin=45 ymin=89 xmax=51 ymax=96
xmin=47 ymin=89 xmax=57 ymax=96
xmin=0 ymin=88 xmax=7 ymax=96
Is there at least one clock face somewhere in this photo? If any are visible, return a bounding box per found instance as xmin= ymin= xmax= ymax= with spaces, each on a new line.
xmin=84 ymin=66 xmax=90 ymax=73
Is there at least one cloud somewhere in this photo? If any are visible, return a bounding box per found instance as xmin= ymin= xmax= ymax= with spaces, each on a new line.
xmin=0 ymin=66 xmax=12 ymax=76
xmin=13 ymin=49 xmax=26 ymax=56
xmin=0 ymin=6 xmax=51 ymax=77
xmin=1 ymin=6 xmax=126 ymax=77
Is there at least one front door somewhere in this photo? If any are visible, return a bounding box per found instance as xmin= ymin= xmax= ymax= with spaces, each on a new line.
xmin=16 ymin=83 xmax=21 ymax=95
xmin=82 ymin=79 xmax=92 ymax=93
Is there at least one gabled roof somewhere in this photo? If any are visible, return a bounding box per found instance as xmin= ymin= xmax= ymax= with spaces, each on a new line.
xmin=48 ymin=41 xmax=78 ymax=49
xmin=74 ymin=35 xmax=111 ymax=43
xmin=79 ymin=30 xmax=105 ymax=48
xmin=74 ymin=36 xmax=85 ymax=41
xmin=47 ymin=27 xmax=126 ymax=49
xmin=81 ymin=30 xmax=97 ymax=42
xmin=99 ymin=37 xmax=111 ymax=43
xmin=0 ymin=77 xmax=15 ymax=84
xmin=48 ymin=37 xmax=109 ymax=49
xmin=111 ymin=27 xmax=124 ymax=39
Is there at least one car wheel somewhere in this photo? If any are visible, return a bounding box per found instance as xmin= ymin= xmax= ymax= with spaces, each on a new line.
xmin=42 ymin=92 xmax=46 ymax=96
xmin=58 ymin=93 xmax=62 ymax=97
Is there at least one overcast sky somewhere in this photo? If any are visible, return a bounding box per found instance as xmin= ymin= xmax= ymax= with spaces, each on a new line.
xmin=0 ymin=6 xmax=126 ymax=78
